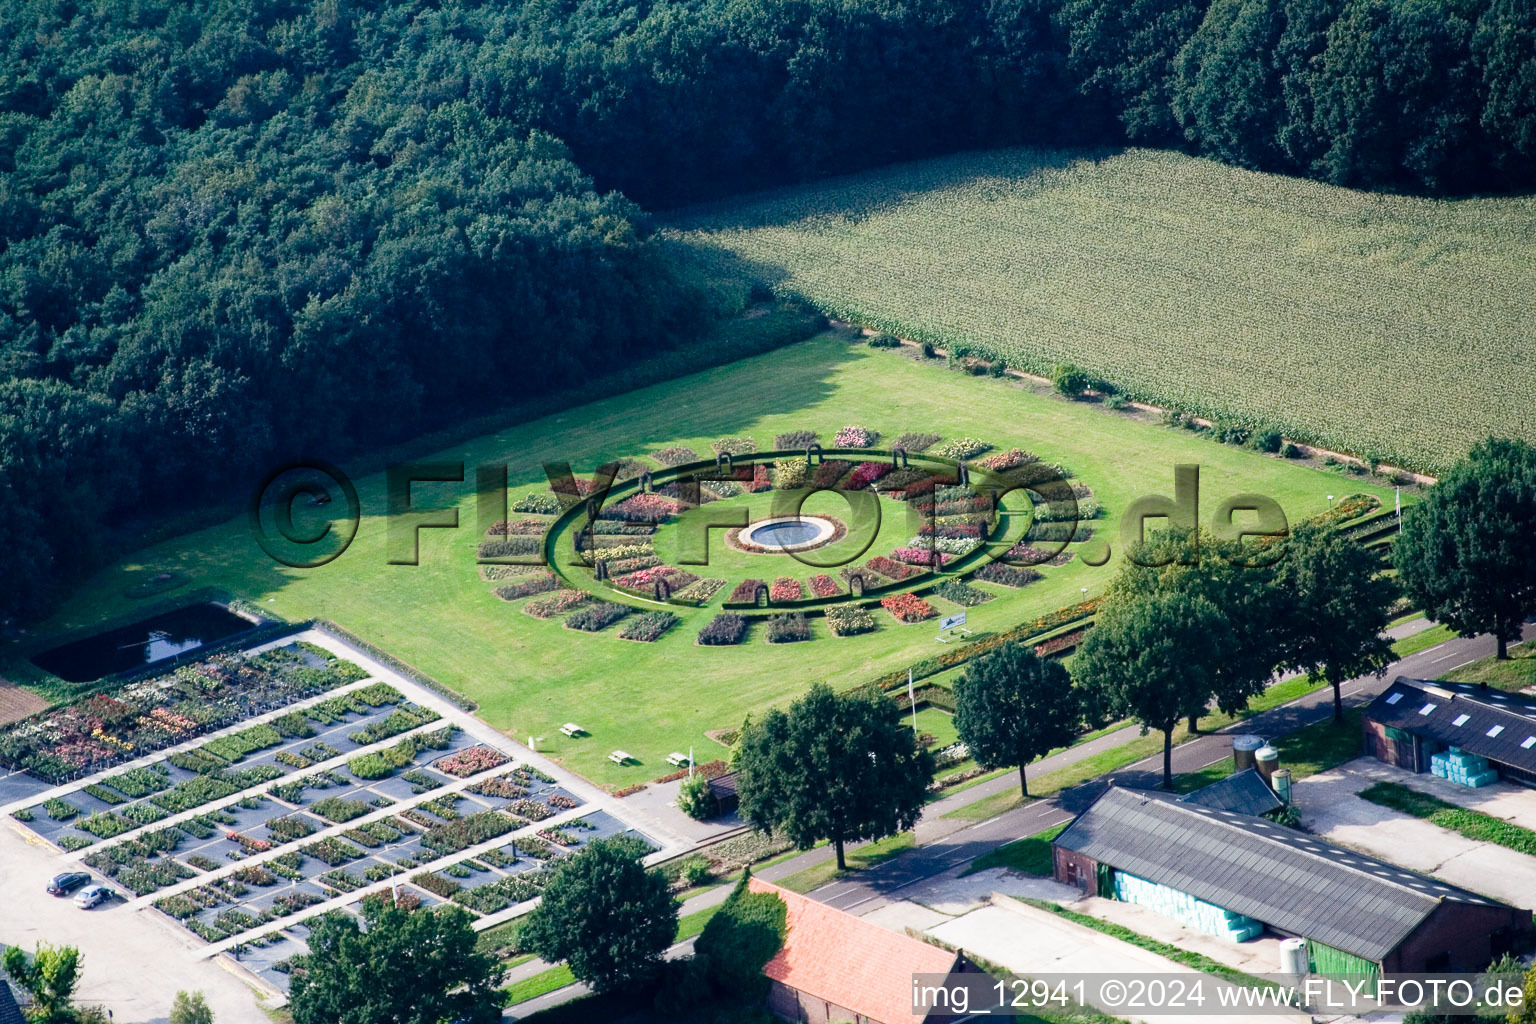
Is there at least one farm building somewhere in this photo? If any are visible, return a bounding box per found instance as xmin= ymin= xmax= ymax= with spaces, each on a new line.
xmin=747 ymin=877 xmax=976 ymax=1023
xmin=1053 ymin=786 xmax=1529 ymax=975
xmin=1364 ymin=677 xmax=1536 ymax=787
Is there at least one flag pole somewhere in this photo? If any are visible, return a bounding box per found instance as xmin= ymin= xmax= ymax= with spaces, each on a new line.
xmin=908 ymin=668 xmax=919 ymax=734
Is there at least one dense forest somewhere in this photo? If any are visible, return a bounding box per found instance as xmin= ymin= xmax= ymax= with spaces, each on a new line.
xmin=2 ymin=0 xmax=1533 ymax=622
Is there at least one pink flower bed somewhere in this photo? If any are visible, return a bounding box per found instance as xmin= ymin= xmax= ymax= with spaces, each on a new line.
xmin=809 ymin=574 xmax=841 ymax=597
xmin=865 ymin=555 xmax=923 ymax=580
xmin=607 ymin=493 xmax=681 ymax=523
xmin=770 ymin=577 xmax=805 ymax=602
xmin=892 ymin=547 xmax=953 ymax=567
xmin=844 ymin=461 xmax=891 ymax=490
xmin=834 ymin=425 xmax=877 ymax=448
xmin=978 ymin=448 xmax=1037 ymax=471
xmin=746 ymin=464 xmax=772 ymax=492
xmin=435 ymin=745 xmax=511 ymax=778
xmin=881 ymin=593 xmax=937 ymax=623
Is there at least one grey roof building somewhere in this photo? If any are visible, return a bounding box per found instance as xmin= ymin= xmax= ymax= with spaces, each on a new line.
xmin=1180 ymin=768 xmax=1282 ymax=816
xmin=0 ymin=977 xmax=24 ymax=1024
xmin=1052 ymin=785 xmax=1528 ymax=973
xmin=1364 ymin=678 xmax=1536 ymax=783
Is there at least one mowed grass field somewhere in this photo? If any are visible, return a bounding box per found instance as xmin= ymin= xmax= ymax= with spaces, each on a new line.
xmin=667 ymin=147 xmax=1536 ymax=473
xmin=13 ymin=336 xmax=1392 ymax=786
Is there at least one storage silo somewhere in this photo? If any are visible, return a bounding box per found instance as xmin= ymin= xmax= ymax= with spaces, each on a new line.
xmin=1233 ymin=735 xmax=1264 ymax=774
xmin=1255 ymin=744 xmax=1279 ymax=788
xmin=1280 ymin=937 xmax=1309 ymax=977
xmin=1272 ymin=767 xmax=1292 ymax=805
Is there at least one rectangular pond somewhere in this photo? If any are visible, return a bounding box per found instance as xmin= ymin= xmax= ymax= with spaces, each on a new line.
xmin=31 ymin=603 xmax=255 ymax=682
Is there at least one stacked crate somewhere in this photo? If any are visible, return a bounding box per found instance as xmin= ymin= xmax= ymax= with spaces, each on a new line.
xmin=1112 ymin=871 xmax=1263 ymax=942
xmin=1430 ymin=746 xmax=1498 ymax=788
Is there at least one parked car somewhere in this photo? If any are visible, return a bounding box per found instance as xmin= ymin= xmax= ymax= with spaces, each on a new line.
xmin=46 ymin=872 xmax=90 ymax=896
xmin=73 ymin=885 xmax=109 ymax=909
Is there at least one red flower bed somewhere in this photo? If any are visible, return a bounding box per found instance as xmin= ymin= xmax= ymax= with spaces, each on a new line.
xmin=1034 ymin=629 xmax=1087 ymax=658
xmin=865 ymin=556 xmax=923 ymax=580
xmin=809 ymin=574 xmax=841 ymax=597
xmin=769 ymin=577 xmax=805 ymax=602
xmin=746 ymin=464 xmax=772 ymax=492
xmin=605 ymin=493 xmax=681 ymax=523
xmin=844 ymin=461 xmax=892 ymax=490
xmin=881 ymin=593 xmax=937 ymax=623
xmin=729 ymin=579 xmax=767 ymax=603
xmin=435 ymin=746 xmax=511 ymax=778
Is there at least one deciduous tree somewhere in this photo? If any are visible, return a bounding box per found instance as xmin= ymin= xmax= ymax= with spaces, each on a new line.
xmin=954 ymin=642 xmax=1081 ymax=797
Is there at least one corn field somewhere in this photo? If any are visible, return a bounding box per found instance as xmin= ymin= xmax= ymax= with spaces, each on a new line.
xmin=666 ymin=147 xmax=1536 ymax=473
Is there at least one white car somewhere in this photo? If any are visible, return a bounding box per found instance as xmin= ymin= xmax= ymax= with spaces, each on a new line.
xmin=73 ymin=885 xmax=109 ymax=909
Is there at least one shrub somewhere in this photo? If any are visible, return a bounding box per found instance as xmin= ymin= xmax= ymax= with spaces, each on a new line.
xmin=512 ymin=493 xmax=560 ymax=514
xmin=1050 ymin=363 xmax=1094 ymax=397
xmin=833 ymin=424 xmax=876 ymax=448
xmin=565 ymin=601 xmax=631 ymax=632
xmin=44 ymin=798 xmax=81 ymax=821
xmin=348 ymin=753 xmax=397 ymax=780
xmin=618 ymin=612 xmax=680 ymax=642
xmin=101 ymin=766 xmax=172 ymax=799
xmin=825 ymin=605 xmax=877 ymax=637
xmin=865 ymin=333 xmax=901 ymax=348
xmin=77 ymin=812 xmax=135 ymax=838
xmin=880 ymin=593 xmax=937 ymax=623
xmin=493 ymin=573 xmax=559 ymax=601
xmin=710 ymin=437 xmax=756 ymax=456
xmin=1248 ymin=426 xmax=1284 ymax=453
xmin=769 ymin=577 xmax=805 ymax=602
xmin=310 ymin=797 xmax=371 ymax=823
xmin=1104 ymin=393 xmax=1130 ymax=410
xmin=303 ymin=837 xmax=365 ymax=866
xmin=1281 ymin=442 xmax=1304 ymax=458
xmin=421 ymin=810 xmax=517 ymax=855
xmin=698 ymin=615 xmax=748 ymax=646
xmin=348 ymin=706 xmax=439 ymax=744
xmin=764 ymin=614 xmax=812 ymax=644
xmin=774 ymin=430 xmax=818 ymax=449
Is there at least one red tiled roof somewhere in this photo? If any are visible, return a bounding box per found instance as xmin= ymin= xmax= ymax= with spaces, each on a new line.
xmin=749 ymin=876 xmax=959 ymax=1024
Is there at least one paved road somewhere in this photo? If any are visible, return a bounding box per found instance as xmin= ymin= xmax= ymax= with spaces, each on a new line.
xmin=810 ymin=621 xmax=1536 ymax=915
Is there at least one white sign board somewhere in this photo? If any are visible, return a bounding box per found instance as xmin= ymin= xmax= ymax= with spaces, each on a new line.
xmin=938 ymin=611 xmax=967 ymax=632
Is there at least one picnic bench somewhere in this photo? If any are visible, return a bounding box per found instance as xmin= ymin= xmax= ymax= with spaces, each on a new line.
xmin=560 ymin=723 xmax=585 ymax=737
xmin=608 ymin=750 xmax=634 ymax=765
xmin=666 ymin=752 xmax=693 ymax=768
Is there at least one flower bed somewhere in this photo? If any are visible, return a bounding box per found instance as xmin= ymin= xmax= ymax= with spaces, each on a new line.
xmin=434 ymin=745 xmax=510 ymax=778
xmin=710 ymin=437 xmax=756 ymax=456
xmin=201 ymin=722 xmax=283 ymax=763
xmin=772 ymin=458 xmax=808 ymax=488
xmin=1004 ymin=543 xmax=1074 ymax=567
xmin=672 ymin=578 xmax=727 ymax=605
xmin=525 ymin=590 xmax=592 ymax=619
xmin=839 ymin=566 xmax=888 ymax=592
xmin=977 ymin=448 xmax=1037 ymax=471
xmin=1035 ymin=628 xmax=1087 ymax=658
xmin=310 ymin=797 xmax=372 ymax=823
xmin=602 ymin=493 xmax=681 ymax=523
xmin=834 ymin=424 xmax=877 ymax=448
xmin=412 ymin=871 xmax=462 ymax=898
xmin=421 ymin=810 xmax=517 ymax=855
xmin=890 ymin=547 xmax=952 ymax=567
xmin=932 ymin=581 xmax=993 ymax=607
xmin=652 ymin=446 xmax=700 ymax=466
xmin=826 ymin=605 xmax=877 ymax=636
xmin=565 ymin=601 xmax=632 ymax=632
xmin=486 ymin=518 xmax=551 ymax=537
xmin=774 ymin=430 xmax=818 ymax=449
xmin=809 ymin=574 xmax=842 ymax=597
xmin=728 ymin=579 xmax=768 ymax=604
xmin=844 ymin=461 xmax=891 ymax=490
xmin=769 ymin=577 xmax=806 ymax=602
xmin=492 ymin=573 xmax=559 ymax=601
xmin=513 ymin=493 xmax=560 ymax=514
xmin=972 ymin=563 xmax=1042 ymax=587
xmin=697 ymin=615 xmax=748 ymax=646
xmin=618 ymin=612 xmax=680 ymax=642
xmin=930 ymin=437 xmax=991 ymax=459
xmin=881 ymin=593 xmax=937 ymax=623
xmin=303 ymin=836 xmax=366 ymax=867
xmin=893 ymin=432 xmax=942 ymax=452
xmin=865 ymin=556 xmax=924 ymax=580
xmin=764 ymin=614 xmax=812 ymax=644
xmin=0 ymin=647 xmax=366 ymax=783
xmin=348 ymin=705 xmax=440 ymax=745
xmin=810 ymin=460 xmax=854 ymax=488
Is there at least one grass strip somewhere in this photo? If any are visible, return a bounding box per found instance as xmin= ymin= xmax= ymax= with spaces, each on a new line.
xmin=503 ymin=964 xmax=576 ymax=1005
xmin=1359 ymin=781 xmax=1536 ymax=856
xmin=1391 ymin=623 xmax=1458 ymax=659
xmin=1021 ymin=899 xmax=1271 ymax=990
xmin=774 ymin=831 xmax=915 ymax=893
xmin=962 ymin=823 xmax=1068 ymax=877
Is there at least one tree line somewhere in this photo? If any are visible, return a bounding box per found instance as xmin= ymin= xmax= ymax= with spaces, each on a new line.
xmin=5 ymin=0 xmax=1536 ymax=623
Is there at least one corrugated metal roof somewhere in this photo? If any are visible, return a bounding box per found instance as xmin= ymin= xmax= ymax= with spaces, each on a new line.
xmin=1365 ymin=678 xmax=1536 ymax=769
xmin=1054 ymin=786 xmax=1504 ymax=962
xmin=1181 ymin=769 xmax=1283 ymax=816
xmin=0 ymin=979 xmax=23 ymax=1024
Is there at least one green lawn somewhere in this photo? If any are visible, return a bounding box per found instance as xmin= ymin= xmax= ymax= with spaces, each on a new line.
xmin=668 ymin=146 xmax=1536 ymax=472
xmin=775 ymin=831 xmax=915 ymax=893
xmin=11 ymin=333 xmax=1391 ymax=786
xmin=1442 ymin=644 xmax=1536 ymax=692
xmin=503 ymin=964 xmax=576 ymax=1006
xmin=1392 ymin=623 xmax=1458 ymax=658
xmin=962 ymin=822 xmax=1069 ymax=877
xmin=1359 ymin=781 xmax=1536 ymax=857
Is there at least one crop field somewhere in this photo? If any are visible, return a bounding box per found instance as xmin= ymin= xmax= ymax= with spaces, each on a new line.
xmin=667 ymin=148 xmax=1536 ymax=473
xmin=10 ymin=336 xmax=1393 ymax=786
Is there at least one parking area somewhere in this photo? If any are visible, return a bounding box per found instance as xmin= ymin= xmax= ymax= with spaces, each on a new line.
xmin=1293 ymin=757 xmax=1536 ymax=908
